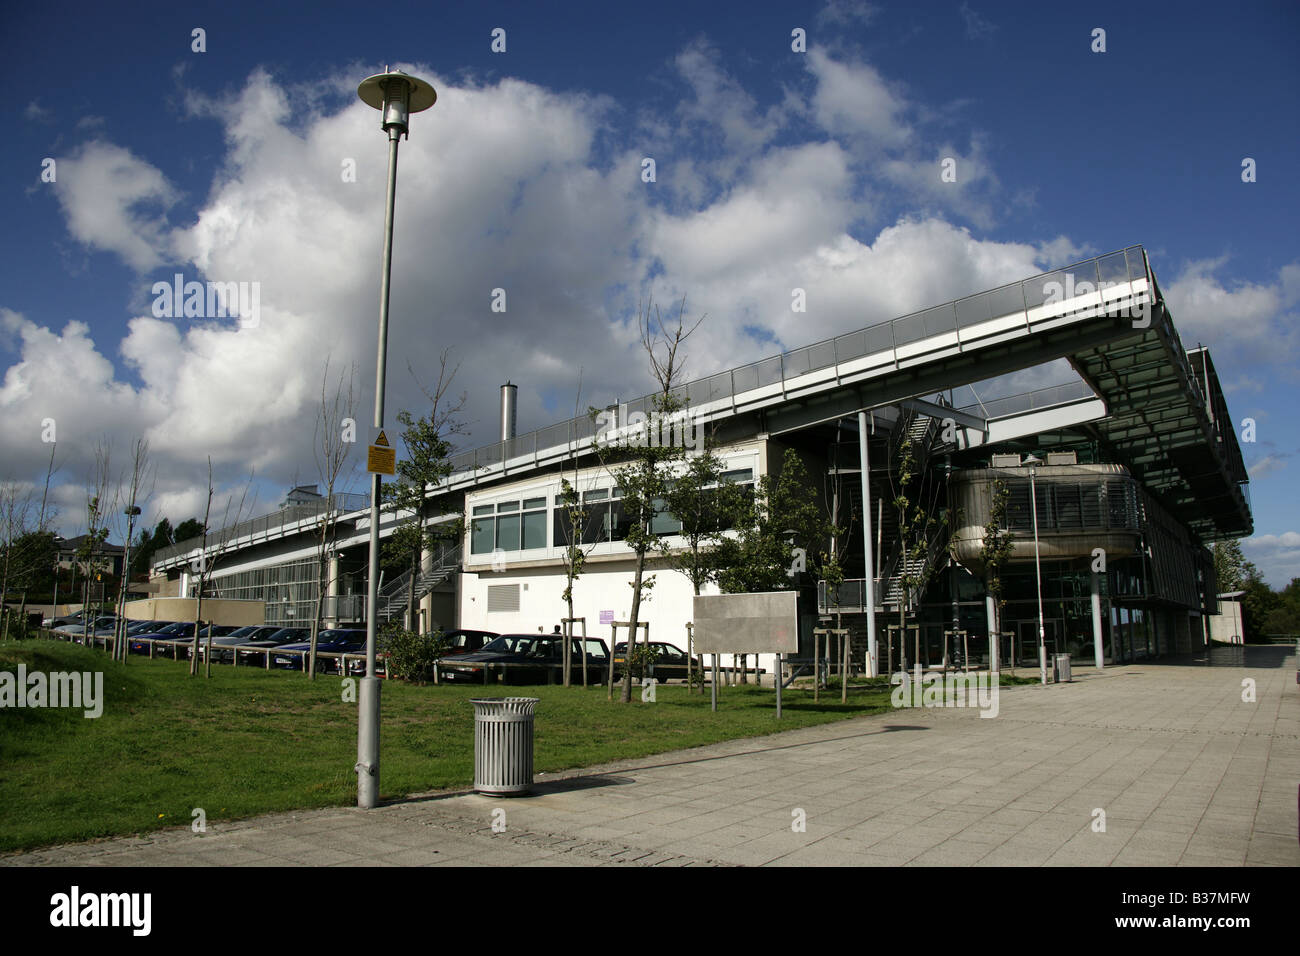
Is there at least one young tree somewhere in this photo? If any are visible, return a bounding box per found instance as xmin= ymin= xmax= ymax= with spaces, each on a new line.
xmin=889 ymin=436 xmax=952 ymax=672
xmin=556 ymin=477 xmax=594 ymax=686
xmin=979 ymin=477 xmax=1015 ymax=674
xmin=593 ymin=295 xmax=704 ymax=703
xmin=307 ymin=357 xmax=359 ymax=679
xmin=382 ymin=354 xmax=467 ymax=637
xmin=0 ymin=481 xmax=36 ymax=640
xmin=714 ymin=447 xmax=835 ymax=680
xmin=110 ymin=438 xmax=154 ymax=662
xmin=189 ymin=460 xmax=255 ymax=677
xmin=1213 ymin=538 xmax=1247 ymax=593
xmin=554 ymin=374 xmax=600 ymax=686
xmin=75 ymin=441 xmax=117 ymax=627
xmin=662 ymin=439 xmax=735 ymax=692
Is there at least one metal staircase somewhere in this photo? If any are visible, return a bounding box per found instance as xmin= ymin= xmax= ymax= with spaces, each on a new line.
xmin=375 ymin=538 xmax=461 ymax=623
xmin=877 ymin=400 xmax=950 ymax=611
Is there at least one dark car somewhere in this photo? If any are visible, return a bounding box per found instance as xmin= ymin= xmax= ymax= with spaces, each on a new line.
xmin=438 ymin=634 xmax=610 ymax=685
xmin=61 ymin=615 xmax=117 ymax=640
xmin=182 ymin=624 xmax=252 ymax=659
xmin=198 ymin=625 xmax=284 ymax=663
xmin=234 ymin=627 xmax=311 ymax=665
xmin=128 ymin=621 xmax=193 ymax=655
xmin=271 ymin=629 xmax=367 ymax=672
xmin=44 ymin=609 xmax=89 ymax=629
xmin=347 ymin=627 xmax=501 ymax=677
xmin=613 ymin=641 xmax=703 ymax=683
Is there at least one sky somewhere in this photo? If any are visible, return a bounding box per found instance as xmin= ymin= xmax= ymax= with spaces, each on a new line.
xmin=1 ymin=0 xmax=1297 ymax=584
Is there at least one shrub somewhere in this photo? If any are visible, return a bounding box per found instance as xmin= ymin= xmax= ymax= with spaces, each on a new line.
xmin=378 ymin=623 xmax=450 ymax=682
xmin=628 ymin=642 xmax=661 ymax=679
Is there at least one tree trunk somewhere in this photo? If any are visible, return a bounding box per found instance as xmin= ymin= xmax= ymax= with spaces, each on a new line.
xmin=190 ymin=589 xmax=203 ymax=676
xmin=563 ymin=591 xmax=572 ymax=687
xmin=407 ymin=527 xmax=420 ymax=635
xmin=622 ymin=555 xmax=646 ymax=703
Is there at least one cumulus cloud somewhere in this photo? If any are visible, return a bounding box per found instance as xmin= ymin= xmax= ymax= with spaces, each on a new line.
xmin=51 ymin=141 xmax=180 ymax=271
xmin=1244 ymin=531 xmax=1300 ymax=588
xmin=807 ymin=49 xmax=911 ymax=147
xmin=1163 ymin=256 xmax=1300 ymax=377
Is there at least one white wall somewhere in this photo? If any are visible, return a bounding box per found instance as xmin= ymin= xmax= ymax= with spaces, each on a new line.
xmin=458 ymin=440 xmax=782 ymax=676
xmin=1208 ymin=599 xmax=1245 ymax=644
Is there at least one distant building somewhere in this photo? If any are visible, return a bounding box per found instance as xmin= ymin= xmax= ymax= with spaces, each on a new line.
xmin=1208 ymin=591 xmax=1246 ymax=645
xmin=282 ymin=484 xmax=324 ymax=508
xmin=54 ymin=535 xmax=124 ymax=577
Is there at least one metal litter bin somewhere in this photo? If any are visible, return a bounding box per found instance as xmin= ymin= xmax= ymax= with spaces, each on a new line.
xmin=1053 ymin=654 xmax=1072 ymax=683
xmin=471 ymin=697 xmax=538 ymax=795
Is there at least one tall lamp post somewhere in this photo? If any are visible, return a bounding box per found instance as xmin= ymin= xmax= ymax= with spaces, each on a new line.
xmin=1024 ymin=454 xmax=1047 ymax=685
xmin=355 ymin=68 xmax=437 ymax=810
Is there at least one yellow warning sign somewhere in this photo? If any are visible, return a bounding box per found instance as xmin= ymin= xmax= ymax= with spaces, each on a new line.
xmin=374 ymin=429 xmax=391 ymax=447
xmin=367 ymin=443 xmax=396 ymax=476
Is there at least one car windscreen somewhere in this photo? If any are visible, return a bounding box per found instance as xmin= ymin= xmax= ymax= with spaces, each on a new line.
xmin=480 ymin=635 xmax=535 ymax=654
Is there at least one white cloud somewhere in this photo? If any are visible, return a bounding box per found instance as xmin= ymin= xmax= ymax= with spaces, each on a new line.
xmin=1243 ymin=531 xmax=1300 ymax=588
xmin=51 ymin=141 xmax=179 ymax=271
xmin=1163 ymin=257 xmax=1300 ymax=376
xmin=807 ymin=49 xmax=911 ymax=147
xmin=816 ymin=0 xmax=879 ymax=28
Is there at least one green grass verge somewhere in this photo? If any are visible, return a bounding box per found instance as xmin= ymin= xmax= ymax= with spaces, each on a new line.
xmin=1 ymin=638 xmax=904 ymax=852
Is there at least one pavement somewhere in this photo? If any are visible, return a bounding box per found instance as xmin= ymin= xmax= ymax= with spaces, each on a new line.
xmin=4 ymin=646 xmax=1297 ymax=867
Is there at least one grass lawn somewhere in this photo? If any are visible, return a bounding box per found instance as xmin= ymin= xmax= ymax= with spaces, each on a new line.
xmin=1 ymin=638 xmax=911 ymax=852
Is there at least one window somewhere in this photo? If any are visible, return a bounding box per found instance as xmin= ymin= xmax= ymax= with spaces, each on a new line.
xmin=522 ymin=497 xmax=547 ymax=550
xmin=471 ymin=495 xmax=550 ymax=555
xmin=582 ymin=489 xmax=609 ymax=544
xmin=471 ymin=504 xmax=495 ymax=555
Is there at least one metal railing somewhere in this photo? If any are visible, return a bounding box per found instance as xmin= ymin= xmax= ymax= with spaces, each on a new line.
xmin=956 ymin=379 xmax=1097 ymax=421
xmin=154 ymin=494 xmax=366 ymax=566
xmin=441 ymin=246 xmax=1151 ymax=481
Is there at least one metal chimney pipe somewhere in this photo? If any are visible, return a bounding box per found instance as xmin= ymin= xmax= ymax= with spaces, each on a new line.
xmin=500 ymin=382 xmax=518 ymax=442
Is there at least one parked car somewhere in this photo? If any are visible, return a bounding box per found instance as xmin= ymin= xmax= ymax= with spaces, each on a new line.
xmin=60 ymin=615 xmax=117 ymax=641
xmin=181 ymin=624 xmax=242 ymax=658
xmin=271 ymin=629 xmax=367 ymax=672
xmin=438 ymin=634 xmax=610 ymax=684
xmin=233 ymin=627 xmax=311 ymax=665
xmin=612 ymin=641 xmax=702 ymax=683
xmin=198 ymin=625 xmax=284 ymax=663
xmin=128 ymin=621 xmax=194 ymax=654
xmin=44 ymin=609 xmax=88 ymax=629
xmin=348 ymin=627 xmax=501 ymax=677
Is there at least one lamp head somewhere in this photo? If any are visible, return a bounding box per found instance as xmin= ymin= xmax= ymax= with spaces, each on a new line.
xmin=357 ymin=70 xmax=436 ymax=138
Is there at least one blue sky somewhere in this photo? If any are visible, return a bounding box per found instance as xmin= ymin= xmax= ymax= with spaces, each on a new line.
xmin=2 ymin=0 xmax=1297 ymax=583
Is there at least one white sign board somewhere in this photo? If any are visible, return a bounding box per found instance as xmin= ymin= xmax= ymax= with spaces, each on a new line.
xmin=692 ymin=591 xmax=799 ymax=654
